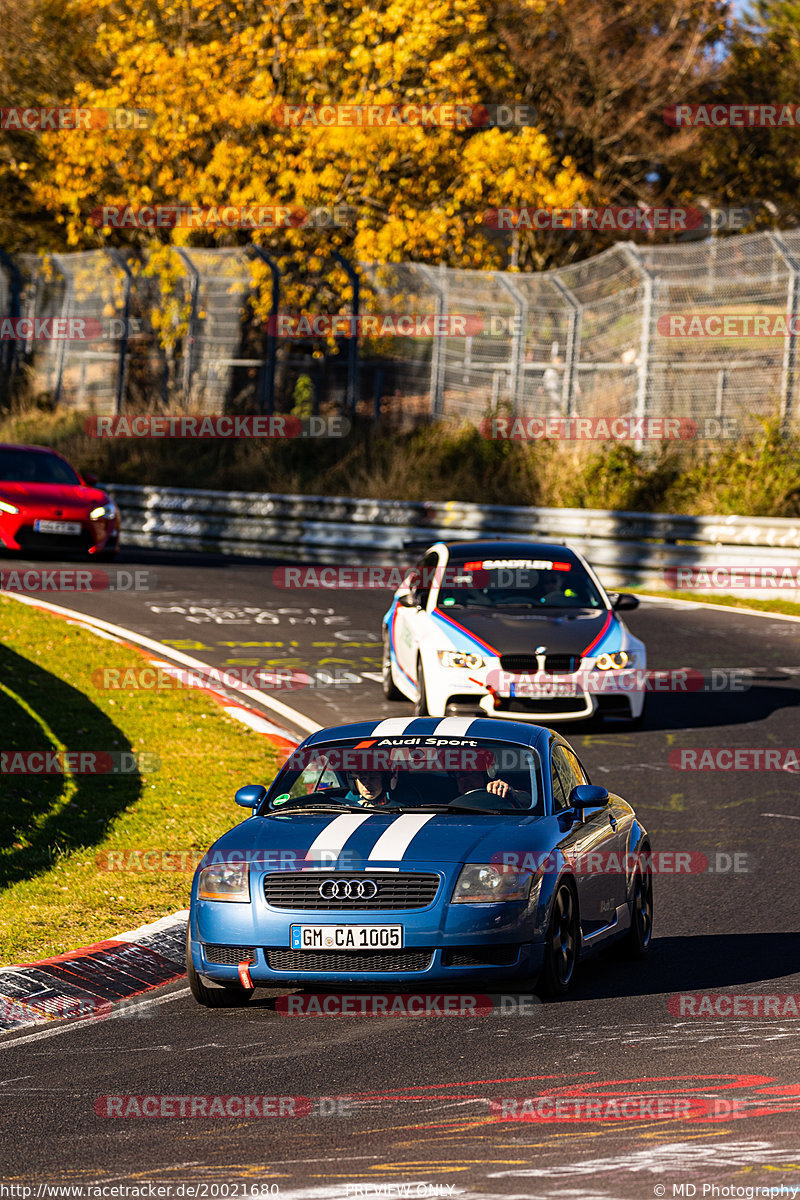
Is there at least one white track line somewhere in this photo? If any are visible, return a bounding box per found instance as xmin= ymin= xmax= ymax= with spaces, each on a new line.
xmin=636 ymin=592 xmax=800 ymax=624
xmin=0 ymin=988 xmax=191 ymax=1049
xmin=1 ymin=592 xmax=321 ymax=735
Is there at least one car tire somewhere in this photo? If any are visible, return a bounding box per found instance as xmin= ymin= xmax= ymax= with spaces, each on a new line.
xmin=627 ymin=695 xmax=647 ymax=730
xmin=382 ymin=630 xmax=404 ymax=700
xmin=537 ymin=880 xmax=580 ymax=998
xmin=620 ymin=858 xmax=653 ymax=958
xmin=185 ymin=927 xmax=254 ymax=1007
xmin=414 ymin=657 xmax=429 ymax=717
xmin=94 ymin=547 xmax=118 ymax=563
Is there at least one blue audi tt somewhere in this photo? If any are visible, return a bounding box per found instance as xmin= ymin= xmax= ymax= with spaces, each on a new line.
xmin=186 ymin=717 xmax=652 ymax=1006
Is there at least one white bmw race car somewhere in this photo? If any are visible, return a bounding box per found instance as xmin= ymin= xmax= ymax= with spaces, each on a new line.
xmin=381 ymin=540 xmax=647 ymax=726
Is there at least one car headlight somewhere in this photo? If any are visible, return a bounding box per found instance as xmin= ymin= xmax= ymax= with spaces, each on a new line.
xmin=595 ymin=651 xmax=631 ymax=670
xmin=0 ymin=500 xmax=20 ymax=515
xmin=89 ymin=502 xmax=117 ymax=521
xmin=197 ymin=862 xmax=250 ymax=902
xmin=452 ymin=864 xmax=534 ymax=903
xmin=438 ymin=650 xmax=485 ymax=670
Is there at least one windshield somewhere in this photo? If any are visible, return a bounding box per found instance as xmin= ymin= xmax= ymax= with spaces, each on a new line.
xmin=436 ymin=555 xmax=605 ymax=610
xmin=0 ymin=449 xmax=81 ymax=486
xmin=262 ymin=738 xmax=544 ymax=815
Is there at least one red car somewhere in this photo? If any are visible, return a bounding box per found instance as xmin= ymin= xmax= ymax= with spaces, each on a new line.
xmin=0 ymin=444 xmax=120 ymax=559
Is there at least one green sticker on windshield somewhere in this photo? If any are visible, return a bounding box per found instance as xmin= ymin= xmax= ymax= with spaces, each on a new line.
xmin=272 ymin=793 xmax=291 ymax=806
xmin=442 ymin=597 xmax=456 ymax=606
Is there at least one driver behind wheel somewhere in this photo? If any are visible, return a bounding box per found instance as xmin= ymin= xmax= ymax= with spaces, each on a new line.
xmin=453 ymin=769 xmax=529 ymax=807
xmin=345 ymin=769 xmax=394 ymax=807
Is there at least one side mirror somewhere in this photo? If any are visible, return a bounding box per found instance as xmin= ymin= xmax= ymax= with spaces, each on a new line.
xmin=235 ymin=784 xmax=267 ymax=809
xmin=82 ymin=472 xmax=99 ymax=487
xmin=613 ymin=593 xmax=639 ymax=612
xmin=397 ymin=589 xmax=419 ymax=608
xmin=569 ymin=783 xmax=610 ymax=812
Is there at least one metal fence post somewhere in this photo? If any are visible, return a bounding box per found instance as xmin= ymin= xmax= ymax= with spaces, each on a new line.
xmin=247 ymin=244 xmax=280 ymax=414
xmin=332 ymin=251 xmax=359 ymax=414
xmin=498 ymin=273 xmax=527 ymax=416
xmin=105 ymin=249 xmax=132 ymax=414
xmin=768 ymin=232 xmax=799 ymax=433
xmin=418 ymin=263 xmax=448 ymax=419
xmin=174 ymin=248 xmax=200 ymax=404
xmin=0 ymin=249 xmax=21 ymax=398
xmin=622 ymin=244 xmax=657 ymax=448
xmin=551 ymin=275 xmax=581 ymax=416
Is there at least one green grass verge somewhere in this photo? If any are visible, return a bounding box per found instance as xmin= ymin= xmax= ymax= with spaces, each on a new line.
xmin=633 ymin=589 xmax=800 ymax=618
xmin=0 ymin=597 xmax=282 ymax=965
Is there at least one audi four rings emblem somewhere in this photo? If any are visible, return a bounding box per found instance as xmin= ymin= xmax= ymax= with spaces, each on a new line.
xmin=319 ymin=878 xmax=379 ymax=900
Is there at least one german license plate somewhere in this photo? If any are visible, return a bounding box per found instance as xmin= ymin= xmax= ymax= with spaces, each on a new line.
xmin=290 ymin=924 xmax=403 ymax=950
xmin=34 ymin=520 xmax=82 ymax=535
xmin=511 ymin=676 xmax=579 ymax=697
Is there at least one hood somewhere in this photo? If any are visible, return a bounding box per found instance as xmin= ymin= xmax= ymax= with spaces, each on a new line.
xmin=205 ymin=809 xmax=555 ymax=868
xmin=0 ymin=481 xmax=108 ymax=510
xmin=433 ymin=606 xmax=611 ymax=657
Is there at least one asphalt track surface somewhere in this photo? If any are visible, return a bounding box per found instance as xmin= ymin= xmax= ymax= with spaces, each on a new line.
xmin=2 ymin=547 xmax=800 ymax=1199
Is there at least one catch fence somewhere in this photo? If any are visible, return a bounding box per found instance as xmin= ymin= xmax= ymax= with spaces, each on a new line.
xmin=1 ymin=232 xmax=798 ymax=434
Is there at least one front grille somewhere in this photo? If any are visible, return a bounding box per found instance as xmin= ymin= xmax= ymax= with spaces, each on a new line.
xmin=266 ymin=949 xmax=434 ymax=973
xmin=497 ymin=697 xmax=587 ymax=714
xmin=16 ymin=526 xmax=93 ymax=551
xmin=499 ymin=653 xmax=580 ymax=675
xmin=499 ymin=654 xmax=539 ymax=673
xmin=204 ymin=944 xmax=257 ymax=965
xmin=545 ymin=654 xmax=581 ymax=674
xmin=264 ymin=872 xmax=440 ymax=910
xmin=443 ymin=944 xmax=521 ymax=967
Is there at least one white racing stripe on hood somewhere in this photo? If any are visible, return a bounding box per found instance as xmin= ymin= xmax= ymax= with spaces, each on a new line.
xmin=370 ymin=718 xmax=416 ymax=736
xmin=304 ymin=812 xmax=373 ymax=862
xmin=432 ymin=717 xmax=477 ymax=736
xmin=367 ymin=814 xmax=437 ymax=861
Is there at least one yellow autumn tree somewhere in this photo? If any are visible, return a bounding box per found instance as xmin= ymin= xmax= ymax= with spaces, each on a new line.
xmin=29 ymin=0 xmax=589 ymax=300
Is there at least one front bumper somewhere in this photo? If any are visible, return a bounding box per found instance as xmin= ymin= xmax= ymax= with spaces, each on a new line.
xmin=190 ymin=873 xmax=548 ymax=987
xmin=431 ymin=662 xmax=644 ymax=722
xmin=0 ymin=514 xmax=120 ymax=554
